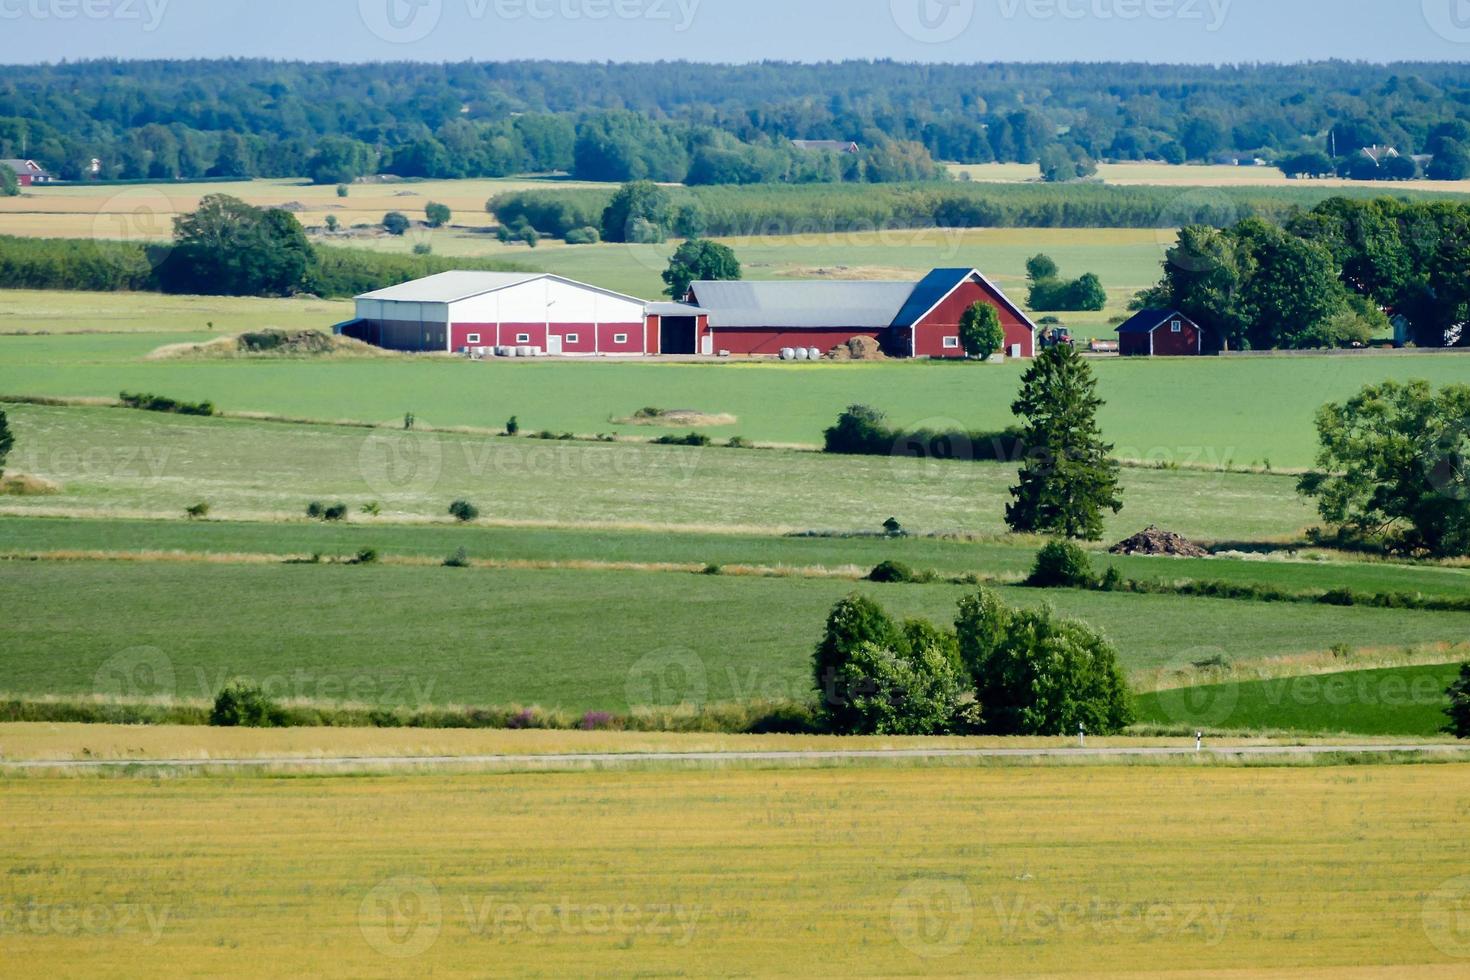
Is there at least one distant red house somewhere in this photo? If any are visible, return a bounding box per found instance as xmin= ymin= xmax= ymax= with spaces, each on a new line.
xmin=1117 ymin=309 xmax=1216 ymax=356
xmin=2 ymin=159 xmax=51 ymax=187
xmin=687 ymin=268 xmax=1036 ymax=359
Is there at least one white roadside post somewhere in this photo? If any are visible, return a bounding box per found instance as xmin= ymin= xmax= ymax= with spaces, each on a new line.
xmin=1196 ymin=731 xmax=1204 ymax=753
xmin=1078 ymin=723 xmax=1086 ymax=748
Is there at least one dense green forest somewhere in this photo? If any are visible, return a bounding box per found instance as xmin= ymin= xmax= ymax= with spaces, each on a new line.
xmin=2 ymin=60 xmax=1469 ymax=184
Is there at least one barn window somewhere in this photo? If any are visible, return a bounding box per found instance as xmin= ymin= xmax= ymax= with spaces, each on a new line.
xmin=564 ymin=333 xmax=579 ymax=343
xmin=1171 ymin=320 xmax=1182 ymax=333
xmin=466 ymin=333 xmax=480 ymax=344
xmin=613 ymin=333 xmax=628 ymax=344
xmin=942 ymin=336 xmax=960 ymax=349
xmin=516 ymin=333 xmax=530 ymax=343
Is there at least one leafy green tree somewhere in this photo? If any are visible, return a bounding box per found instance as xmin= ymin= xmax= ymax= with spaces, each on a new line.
xmin=1428 ymin=139 xmax=1470 ymax=181
xmin=1025 ymin=254 xmax=1058 ymax=281
xmin=1159 ymin=224 xmax=1253 ymax=350
xmin=306 ymin=136 xmax=376 ymax=185
xmin=813 ymin=593 xmax=903 ymax=723
xmin=208 ymin=133 xmax=253 ymax=178
xmin=959 ymin=301 xmax=1005 ymax=360
xmin=1444 ymin=663 xmax=1470 ymax=738
xmin=957 ymin=592 xmax=1133 ymax=736
xmin=1298 ymin=380 xmax=1470 ymax=557
xmin=0 ymin=408 xmax=13 ymax=477
xmin=672 ymin=203 xmax=707 ymax=239
xmin=1237 ymin=223 xmax=1349 ymax=349
xmin=210 ymin=680 xmax=283 ymax=727
xmin=832 ymin=640 xmax=969 ymax=735
xmin=661 ymin=238 xmax=741 ymax=299
xmin=1068 ymin=272 xmax=1107 ymax=311
xmin=1025 ymin=541 xmax=1096 ymax=588
xmin=1006 ymin=343 xmax=1122 ymax=540
xmin=163 ymin=194 xmax=317 ymax=296
xmin=600 ymin=180 xmax=671 ymax=244
xmin=424 ymin=202 xmax=451 ymax=228
xmin=382 ymin=212 xmax=410 ymax=236
xmin=0 ymin=165 xmax=18 ymax=197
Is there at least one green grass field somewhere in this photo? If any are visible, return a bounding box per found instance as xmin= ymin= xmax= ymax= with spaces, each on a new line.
xmin=4 ymin=558 xmax=1468 ymax=713
xmin=0 ymin=289 xmax=351 ymax=335
xmin=8 ymin=764 xmax=1470 ymax=976
xmin=5 ymin=515 xmax=1468 ymax=599
xmin=1 ymin=403 xmax=1316 ymax=538
xmin=5 ymin=340 xmax=1467 ymax=468
xmin=1136 ymin=662 xmax=1462 ymax=737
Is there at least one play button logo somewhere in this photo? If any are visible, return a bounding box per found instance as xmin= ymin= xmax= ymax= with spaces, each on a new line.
xmin=360 ymin=0 xmax=443 ymax=44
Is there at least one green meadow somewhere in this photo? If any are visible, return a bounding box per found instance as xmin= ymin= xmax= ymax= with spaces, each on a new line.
xmin=4 ymin=331 xmax=1468 ymax=468
xmin=4 ymin=559 xmax=1468 ymax=713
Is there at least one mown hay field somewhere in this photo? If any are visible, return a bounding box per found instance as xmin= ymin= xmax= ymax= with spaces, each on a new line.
xmin=5 ymin=764 xmax=1470 ymax=975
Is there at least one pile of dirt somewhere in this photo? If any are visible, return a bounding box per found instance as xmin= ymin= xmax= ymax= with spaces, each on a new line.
xmin=614 ymin=407 xmax=738 ymax=427
xmin=273 ymin=201 xmax=308 ymax=212
xmin=827 ymin=336 xmax=888 ymax=361
xmin=148 ymin=330 xmax=393 ymax=360
xmin=1108 ymin=525 xmax=1210 ymax=558
xmin=0 ymin=473 xmax=61 ymax=496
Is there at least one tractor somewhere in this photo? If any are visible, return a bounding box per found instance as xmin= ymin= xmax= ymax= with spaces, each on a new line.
xmin=1038 ymin=326 xmax=1074 ymax=349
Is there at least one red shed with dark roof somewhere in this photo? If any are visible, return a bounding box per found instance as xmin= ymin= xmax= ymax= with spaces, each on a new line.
xmin=1116 ymin=309 xmax=1215 ymax=356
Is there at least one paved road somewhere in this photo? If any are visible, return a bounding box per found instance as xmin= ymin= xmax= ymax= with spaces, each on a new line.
xmin=4 ymin=742 xmax=1467 ymax=771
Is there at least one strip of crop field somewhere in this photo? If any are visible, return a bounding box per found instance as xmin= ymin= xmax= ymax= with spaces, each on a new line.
xmin=5 ymin=765 xmax=1470 ymax=974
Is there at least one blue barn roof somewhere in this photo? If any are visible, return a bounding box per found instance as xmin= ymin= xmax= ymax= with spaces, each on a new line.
xmin=889 ymin=269 xmax=976 ymax=329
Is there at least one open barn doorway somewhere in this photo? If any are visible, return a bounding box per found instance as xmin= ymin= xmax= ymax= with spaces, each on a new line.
xmin=660 ymin=316 xmax=698 ymax=355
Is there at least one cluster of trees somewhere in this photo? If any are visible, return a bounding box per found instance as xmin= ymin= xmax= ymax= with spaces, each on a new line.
xmin=0 ymin=196 xmax=524 ymax=297
xmin=1300 ymin=380 xmax=1470 ymax=557
xmin=661 ymin=238 xmax=740 ymax=299
xmin=1141 ymin=197 xmax=1470 ymax=349
xmin=1024 ymin=254 xmax=1107 ymax=312
xmin=488 ymin=181 xmax=1411 ymax=243
xmin=0 ymin=166 xmax=16 ymax=196
xmin=1278 ymin=123 xmax=1470 ymax=181
xmin=814 ymin=589 xmax=1133 ymax=736
xmin=4 ymin=60 xmax=1470 ymax=185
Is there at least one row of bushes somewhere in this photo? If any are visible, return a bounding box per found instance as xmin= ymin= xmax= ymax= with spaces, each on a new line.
xmin=1023 ymin=540 xmax=1470 ymax=613
xmin=0 ymin=234 xmax=528 ymax=299
xmin=119 ymin=391 xmax=215 ymax=416
xmin=0 ymin=687 xmax=820 ymax=734
xmin=824 ymin=405 xmax=1025 ymax=462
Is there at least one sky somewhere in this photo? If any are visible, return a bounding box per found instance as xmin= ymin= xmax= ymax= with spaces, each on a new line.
xmin=0 ymin=0 xmax=1467 ymax=65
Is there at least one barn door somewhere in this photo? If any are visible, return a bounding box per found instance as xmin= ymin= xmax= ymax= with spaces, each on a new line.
xmin=546 ymin=334 xmax=563 ymax=356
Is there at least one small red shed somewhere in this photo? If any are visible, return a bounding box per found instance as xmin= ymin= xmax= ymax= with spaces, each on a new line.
xmin=1116 ymin=309 xmax=1214 ymax=356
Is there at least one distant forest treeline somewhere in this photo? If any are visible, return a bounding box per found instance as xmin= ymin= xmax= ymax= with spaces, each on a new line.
xmin=2 ymin=60 xmax=1470 ymax=185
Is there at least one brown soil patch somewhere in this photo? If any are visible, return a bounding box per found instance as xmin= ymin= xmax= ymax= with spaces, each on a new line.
xmin=1109 ymin=525 xmax=1210 ymax=557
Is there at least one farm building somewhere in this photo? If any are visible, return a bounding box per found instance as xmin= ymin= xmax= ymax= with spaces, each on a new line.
xmin=341 ymin=272 xmax=711 ymax=356
xmin=2 ymin=159 xmax=51 ymax=186
xmin=687 ymin=268 xmax=1036 ymax=358
xmin=1116 ymin=309 xmax=1218 ymax=356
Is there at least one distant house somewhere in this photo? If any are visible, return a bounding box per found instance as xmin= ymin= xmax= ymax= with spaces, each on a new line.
xmin=1116 ymin=309 xmax=1217 ymax=356
xmin=2 ymin=159 xmax=52 ymax=187
xmin=791 ymin=140 xmax=860 ymax=154
xmin=1360 ymin=145 xmax=1400 ymax=166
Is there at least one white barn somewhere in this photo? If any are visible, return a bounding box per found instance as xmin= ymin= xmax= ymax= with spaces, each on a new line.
xmin=342 ymin=271 xmax=711 ymax=357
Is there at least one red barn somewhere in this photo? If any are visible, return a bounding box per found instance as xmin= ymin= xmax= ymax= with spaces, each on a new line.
xmin=1116 ymin=309 xmax=1216 ymax=356
xmin=2 ymin=159 xmax=51 ymax=187
xmin=688 ymin=268 xmax=1036 ymax=359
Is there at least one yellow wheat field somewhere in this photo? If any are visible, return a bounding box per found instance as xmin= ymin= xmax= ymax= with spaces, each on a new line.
xmin=4 ymin=760 xmax=1470 ymax=975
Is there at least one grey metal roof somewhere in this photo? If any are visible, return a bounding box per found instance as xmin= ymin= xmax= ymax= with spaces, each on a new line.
xmin=644 ymin=301 xmax=710 ymax=316
xmin=356 ymin=271 xmax=545 ymax=303
xmin=689 ymin=280 xmax=916 ymax=330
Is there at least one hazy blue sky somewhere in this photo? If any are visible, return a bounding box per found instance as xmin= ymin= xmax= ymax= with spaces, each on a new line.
xmin=0 ymin=0 xmax=1467 ymax=64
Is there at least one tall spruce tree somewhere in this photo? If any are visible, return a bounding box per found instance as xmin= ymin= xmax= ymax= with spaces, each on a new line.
xmin=1005 ymin=344 xmax=1121 ymax=539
